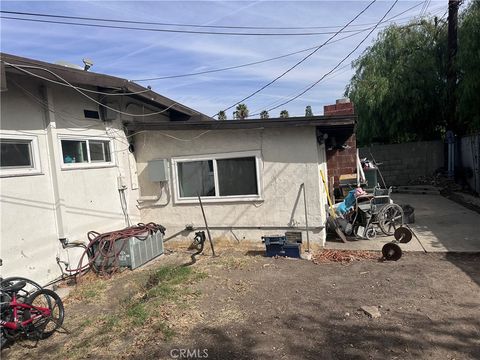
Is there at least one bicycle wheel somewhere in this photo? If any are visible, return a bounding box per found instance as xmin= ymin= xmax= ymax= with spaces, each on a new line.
xmin=1 ymin=277 xmax=42 ymax=302
xmin=24 ymin=289 xmax=64 ymax=340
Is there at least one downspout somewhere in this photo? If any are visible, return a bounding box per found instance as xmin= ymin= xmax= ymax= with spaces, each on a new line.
xmin=41 ymin=84 xmax=68 ymax=239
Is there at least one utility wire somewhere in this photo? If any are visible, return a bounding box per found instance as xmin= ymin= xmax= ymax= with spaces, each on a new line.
xmin=250 ymin=0 xmax=399 ymax=117
xmin=132 ymin=1 xmax=426 ymax=82
xmin=3 ymin=62 xmax=181 ymax=117
xmin=0 ymin=15 xmax=396 ymax=36
xmin=0 ymin=5 xmax=422 ymax=30
xmin=2 ymin=61 xmax=152 ymax=96
xmin=251 ymin=63 xmax=352 ymax=114
xmin=213 ymin=0 xmax=377 ymax=117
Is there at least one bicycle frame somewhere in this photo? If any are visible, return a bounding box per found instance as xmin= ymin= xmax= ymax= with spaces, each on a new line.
xmin=0 ymin=292 xmax=51 ymax=331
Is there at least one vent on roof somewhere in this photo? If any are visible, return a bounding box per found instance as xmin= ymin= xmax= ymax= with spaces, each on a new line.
xmin=84 ymin=109 xmax=100 ymax=119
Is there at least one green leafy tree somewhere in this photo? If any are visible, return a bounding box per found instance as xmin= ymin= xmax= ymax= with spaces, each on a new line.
xmin=346 ymin=2 xmax=480 ymax=144
xmin=305 ymin=105 xmax=313 ymax=117
xmin=279 ymin=110 xmax=289 ymax=118
xmin=260 ymin=110 xmax=269 ymax=119
xmin=217 ymin=110 xmax=227 ymax=120
xmin=235 ymin=103 xmax=249 ymax=120
xmin=346 ymin=20 xmax=448 ymax=145
xmin=457 ymin=1 xmax=480 ymax=133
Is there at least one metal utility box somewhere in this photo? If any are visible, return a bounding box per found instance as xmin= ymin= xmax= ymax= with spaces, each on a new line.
xmin=94 ymin=230 xmax=164 ymax=270
xmin=147 ymin=159 xmax=169 ymax=182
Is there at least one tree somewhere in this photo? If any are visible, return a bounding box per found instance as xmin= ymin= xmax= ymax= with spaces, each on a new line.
xmin=235 ymin=103 xmax=249 ymax=120
xmin=260 ymin=110 xmax=269 ymax=119
xmin=345 ymin=20 xmax=448 ymax=145
xmin=279 ymin=110 xmax=289 ymax=118
xmin=345 ymin=1 xmax=480 ymax=145
xmin=457 ymin=1 xmax=480 ymax=133
xmin=217 ymin=110 xmax=227 ymax=120
xmin=305 ymin=105 xmax=313 ymax=117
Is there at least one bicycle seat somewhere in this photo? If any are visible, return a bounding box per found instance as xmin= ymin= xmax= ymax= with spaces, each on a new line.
xmin=1 ymin=280 xmax=26 ymax=294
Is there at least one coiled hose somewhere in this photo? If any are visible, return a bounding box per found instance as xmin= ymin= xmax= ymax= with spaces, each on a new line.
xmin=63 ymin=223 xmax=165 ymax=277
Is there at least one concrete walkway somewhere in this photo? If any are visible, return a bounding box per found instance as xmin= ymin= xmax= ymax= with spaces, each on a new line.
xmin=326 ymin=193 xmax=480 ymax=253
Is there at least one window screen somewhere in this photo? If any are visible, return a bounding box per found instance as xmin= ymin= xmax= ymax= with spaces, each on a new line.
xmin=89 ymin=141 xmax=111 ymax=162
xmin=178 ymin=160 xmax=215 ymax=197
xmin=217 ymin=157 xmax=258 ymax=196
xmin=0 ymin=140 xmax=32 ymax=168
xmin=61 ymin=140 xmax=88 ymax=163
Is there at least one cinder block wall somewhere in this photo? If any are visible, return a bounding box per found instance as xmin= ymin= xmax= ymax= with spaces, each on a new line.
xmin=324 ymin=99 xmax=357 ymax=187
xmin=359 ymin=141 xmax=444 ymax=186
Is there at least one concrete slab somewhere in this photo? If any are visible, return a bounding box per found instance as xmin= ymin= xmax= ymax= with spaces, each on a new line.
xmin=326 ymin=194 xmax=480 ymax=253
xmin=394 ymin=194 xmax=480 ymax=252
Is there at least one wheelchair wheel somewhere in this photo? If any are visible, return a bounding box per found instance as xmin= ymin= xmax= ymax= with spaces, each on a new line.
xmin=365 ymin=227 xmax=377 ymax=240
xmin=378 ymin=204 xmax=404 ymax=236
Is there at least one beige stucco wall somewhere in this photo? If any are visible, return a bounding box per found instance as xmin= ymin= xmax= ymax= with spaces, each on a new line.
xmin=135 ymin=127 xmax=328 ymax=246
xmin=0 ymin=74 xmax=140 ymax=284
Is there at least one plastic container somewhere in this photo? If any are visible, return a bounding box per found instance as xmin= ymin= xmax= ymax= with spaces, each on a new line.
xmin=283 ymin=243 xmax=301 ymax=258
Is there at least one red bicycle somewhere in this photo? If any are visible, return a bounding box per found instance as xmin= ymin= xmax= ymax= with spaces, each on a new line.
xmin=1 ymin=279 xmax=64 ymax=349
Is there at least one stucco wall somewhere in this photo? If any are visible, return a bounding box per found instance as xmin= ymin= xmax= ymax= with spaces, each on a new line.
xmin=0 ymin=75 xmax=140 ymax=284
xmin=134 ymin=127 xmax=327 ymax=246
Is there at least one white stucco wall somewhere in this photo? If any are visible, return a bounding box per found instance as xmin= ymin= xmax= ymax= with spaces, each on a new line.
xmin=0 ymin=75 xmax=140 ymax=284
xmin=134 ymin=127 xmax=328 ymax=246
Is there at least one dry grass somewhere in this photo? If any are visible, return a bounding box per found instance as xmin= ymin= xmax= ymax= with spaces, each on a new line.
xmin=312 ymin=249 xmax=381 ymax=264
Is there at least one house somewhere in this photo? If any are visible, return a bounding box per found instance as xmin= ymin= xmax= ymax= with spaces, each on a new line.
xmin=1 ymin=53 xmax=356 ymax=286
xmin=126 ymin=113 xmax=356 ymax=250
xmin=0 ymin=53 xmax=209 ymax=284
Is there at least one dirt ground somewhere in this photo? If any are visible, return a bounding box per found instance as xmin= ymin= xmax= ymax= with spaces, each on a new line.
xmin=2 ymin=246 xmax=479 ymax=360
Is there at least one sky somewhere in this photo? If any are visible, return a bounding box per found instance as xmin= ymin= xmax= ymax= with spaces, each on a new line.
xmin=0 ymin=1 xmax=450 ymax=118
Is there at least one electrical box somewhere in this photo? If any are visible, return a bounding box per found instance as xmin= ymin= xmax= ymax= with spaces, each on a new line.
xmin=117 ymin=175 xmax=127 ymax=190
xmin=147 ymin=159 xmax=169 ymax=182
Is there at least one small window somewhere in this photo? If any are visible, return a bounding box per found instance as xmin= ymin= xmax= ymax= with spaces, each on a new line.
xmin=59 ymin=137 xmax=113 ymax=168
xmin=0 ymin=134 xmax=41 ymax=177
xmin=61 ymin=140 xmax=88 ymax=163
xmin=0 ymin=139 xmax=33 ymax=168
xmin=173 ymin=151 xmax=261 ymax=203
xmin=178 ymin=160 xmax=215 ymax=197
xmin=89 ymin=140 xmax=111 ymax=162
xmin=83 ymin=110 xmax=100 ymax=119
xmin=217 ymin=157 xmax=258 ymax=196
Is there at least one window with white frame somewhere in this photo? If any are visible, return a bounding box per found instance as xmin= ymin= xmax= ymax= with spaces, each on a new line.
xmin=172 ymin=151 xmax=262 ymax=202
xmin=0 ymin=134 xmax=42 ymax=177
xmin=59 ymin=137 xmax=113 ymax=168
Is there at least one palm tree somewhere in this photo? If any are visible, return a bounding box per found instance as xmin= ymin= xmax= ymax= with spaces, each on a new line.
xmin=218 ymin=110 xmax=227 ymax=120
xmin=260 ymin=110 xmax=269 ymax=119
xmin=280 ymin=110 xmax=289 ymax=118
xmin=235 ymin=103 xmax=249 ymax=120
xmin=305 ymin=105 xmax=313 ymax=117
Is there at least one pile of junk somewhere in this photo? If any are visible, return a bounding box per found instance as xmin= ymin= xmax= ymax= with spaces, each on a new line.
xmin=322 ymin=155 xmax=416 ymax=260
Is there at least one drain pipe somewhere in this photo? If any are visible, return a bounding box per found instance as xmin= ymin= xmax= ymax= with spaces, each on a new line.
xmin=301 ymin=183 xmax=310 ymax=253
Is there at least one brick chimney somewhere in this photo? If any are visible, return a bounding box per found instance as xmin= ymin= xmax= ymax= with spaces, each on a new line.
xmin=323 ymin=98 xmax=355 ymax=116
xmin=323 ymin=99 xmax=357 ymax=195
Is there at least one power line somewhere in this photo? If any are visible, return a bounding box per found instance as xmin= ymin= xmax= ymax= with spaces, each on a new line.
xmin=251 ymin=63 xmax=353 ymax=114
xmin=213 ymin=0 xmax=378 ymax=117
xmin=250 ymin=0 xmax=399 ymax=117
xmin=132 ymin=1 xmax=426 ymax=82
xmin=0 ymin=4 xmax=423 ymax=31
xmin=2 ymin=62 xmax=152 ymax=96
xmin=3 ymin=62 xmax=181 ymax=117
xmin=0 ymin=14 xmax=396 ymax=36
